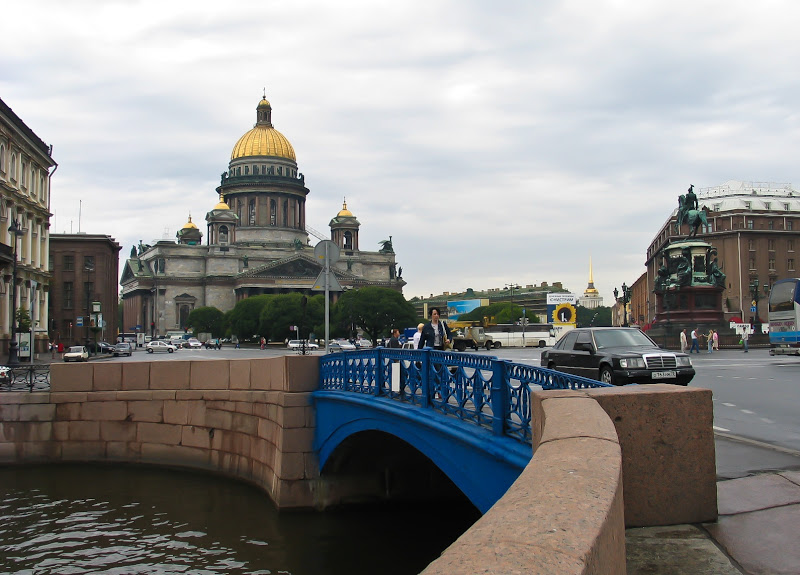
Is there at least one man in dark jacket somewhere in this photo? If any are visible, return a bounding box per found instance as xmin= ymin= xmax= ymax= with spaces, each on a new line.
xmin=387 ymin=328 xmax=402 ymax=348
xmin=418 ymin=307 xmax=452 ymax=350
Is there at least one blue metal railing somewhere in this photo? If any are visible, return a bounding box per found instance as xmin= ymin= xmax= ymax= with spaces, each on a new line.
xmin=318 ymin=348 xmax=611 ymax=444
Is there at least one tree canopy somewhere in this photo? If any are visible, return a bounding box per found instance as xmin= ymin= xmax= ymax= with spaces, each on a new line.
xmin=259 ymin=293 xmax=324 ymax=342
xmin=226 ymin=295 xmax=272 ymax=339
xmin=332 ymin=286 xmax=417 ymax=344
xmin=576 ymin=305 xmax=612 ymax=327
xmin=187 ymin=306 xmax=225 ymax=336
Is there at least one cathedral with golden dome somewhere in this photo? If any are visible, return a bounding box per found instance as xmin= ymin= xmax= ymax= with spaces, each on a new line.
xmin=120 ymin=96 xmax=403 ymax=335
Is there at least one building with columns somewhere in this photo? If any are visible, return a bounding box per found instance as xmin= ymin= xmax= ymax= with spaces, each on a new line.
xmin=120 ymin=96 xmax=403 ymax=336
xmin=0 ymin=97 xmax=56 ymax=356
xmin=578 ymin=257 xmax=603 ymax=309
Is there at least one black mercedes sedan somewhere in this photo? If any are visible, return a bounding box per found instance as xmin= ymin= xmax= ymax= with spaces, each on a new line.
xmin=541 ymin=327 xmax=695 ymax=386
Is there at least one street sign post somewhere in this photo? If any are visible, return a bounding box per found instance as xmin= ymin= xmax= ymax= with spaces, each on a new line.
xmin=313 ymin=240 xmax=342 ymax=350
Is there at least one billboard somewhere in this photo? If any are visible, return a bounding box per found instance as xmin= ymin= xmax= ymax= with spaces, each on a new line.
xmin=547 ymin=293 xmax=578 ymax=325
xmin=446 ymin=299 xmax=487 ymax=320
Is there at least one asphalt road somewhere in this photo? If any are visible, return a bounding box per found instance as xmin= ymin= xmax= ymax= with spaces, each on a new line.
xmin=107 ymin=344 xmax=800 ymax=478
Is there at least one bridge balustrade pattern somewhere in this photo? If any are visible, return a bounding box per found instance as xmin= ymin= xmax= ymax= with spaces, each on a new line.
xmin=319 ymin=348 xmax=610 ymax=443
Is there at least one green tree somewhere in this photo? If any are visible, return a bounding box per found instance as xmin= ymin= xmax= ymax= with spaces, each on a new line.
xmin=227 ymin=295 xmax=272 ymax=339
xmin=332 ymin=286 xmax=417 ymax=345
xmin=576 ymin=305 xmax=612 ymax=327
xmin=187 ymin=306 xmax=225 ymax=336
xmin=15 ymin=307 xmax=31 ymax=333
xmin=260 ymin=293 xmax=324 ymax=342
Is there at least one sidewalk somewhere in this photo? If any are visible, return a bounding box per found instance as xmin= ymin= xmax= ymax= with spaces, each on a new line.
xmin=627 ymin=437 xmax=800 ymax=575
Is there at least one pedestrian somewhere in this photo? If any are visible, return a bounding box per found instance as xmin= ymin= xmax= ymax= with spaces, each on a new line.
xmin=412 ymin=323 xmax=424 ymax=349
xmin=690 ymin=328 xmax=700 ymax=353
xmin=50 ymin=341 xmax=56 ymax=359
xmin=260 ymin=336 xmax=266 ymax=350
xmin=680 ymin=329 xmax=688 ymax=353
xmin=418 ymin=307 xmax=452 ymax=350
xmin=216 ymin=338 xmax=222 ymax=350
xmin=707 ymin=329 xmax=714 ymax=353
xmin=712 ymin=330 xmax=719 ymax=351
xmin=387 ymin=328 xmax=402 ymax=348
xmin=741 ymin=329 xmax=749 ymax=353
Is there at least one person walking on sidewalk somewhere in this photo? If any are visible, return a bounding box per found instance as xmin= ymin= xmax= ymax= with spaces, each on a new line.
xmin=690 ymin=328 xmax=700 ymax=353
xmin=707 ymin=329 xmax=714 ymax=353
xmin=680 ymin=329 xmax=688 ymax=353
xmin=712 ymin=329 xmax=719 ymax=351
xmin=742 ymin=329 xmax=749 ymax=352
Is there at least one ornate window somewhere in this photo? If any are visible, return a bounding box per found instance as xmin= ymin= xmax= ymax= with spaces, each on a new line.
xmin=0 ymin=144 xmax=5 ymax=174
xmin=768 ymin=239 xmax=775 ymax=251
xmin=64 ymin=255 xmax=74 ymax=271
xmin=746 ymin=219 xmax=754 ymax=229
xmin=270 ymin=199 xmax=277 ymax=226
xmin=343 ymin=231 xmax=353 ymax=250
xmin=769 ymin=258 xmax=776 ymax=270
xmin=283 ymin=200 xmax=288 ymax=227
xmin=10 ymin=154 xmax=16 ymax=181
xmin=789 ymin=259 xmax=795 ymax=271
xmin=249 ymin=199 xmax=256 ymax=225
xmin=219 ymin=225 xmax=228 ymax=244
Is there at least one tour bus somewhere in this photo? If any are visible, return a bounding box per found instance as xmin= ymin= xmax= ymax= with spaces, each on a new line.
xmin=484 ymin=323 xmax=559 ymax=348
xmin=768 ymin=278 xmax=800 ymax=356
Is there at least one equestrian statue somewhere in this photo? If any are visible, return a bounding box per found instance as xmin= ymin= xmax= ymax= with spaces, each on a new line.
xmin=677 ymin=184 xmax=708 ymax=238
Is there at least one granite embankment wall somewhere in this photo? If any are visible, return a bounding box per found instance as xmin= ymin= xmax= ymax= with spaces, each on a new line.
xmin=0 ymin=359 xmax=717 ymax=574
xmin=0 ymin=357 xmax=321 ymax=508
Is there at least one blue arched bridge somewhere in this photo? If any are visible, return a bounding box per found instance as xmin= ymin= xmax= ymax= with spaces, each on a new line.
xmin=314 ymin=348 xmax=609 ymax=512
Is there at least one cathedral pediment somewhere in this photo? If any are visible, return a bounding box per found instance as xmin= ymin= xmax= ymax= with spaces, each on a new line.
xmin=241 ymin=254 xmax=356 ymax=280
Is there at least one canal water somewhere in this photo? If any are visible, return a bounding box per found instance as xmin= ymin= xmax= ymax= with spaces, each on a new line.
xmin=0 ymin=464 xmax=480 ymax=575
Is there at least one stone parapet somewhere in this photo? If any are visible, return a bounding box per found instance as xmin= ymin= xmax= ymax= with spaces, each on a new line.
xmin=422 ymin=391 xmax=626 ymax=575
xmin=0 ymin=356 xmax=321 ymax=508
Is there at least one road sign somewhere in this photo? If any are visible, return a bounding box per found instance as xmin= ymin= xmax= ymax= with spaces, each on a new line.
xmin=312 ymin=270 xmax=343 ymax=292
xmin=314 ymin=240 xmax=340 ymax=264
xmin=750 ymin=306 xmax=757 ymax=313
xmin=76 ymin=316 xmax=84 ymax=327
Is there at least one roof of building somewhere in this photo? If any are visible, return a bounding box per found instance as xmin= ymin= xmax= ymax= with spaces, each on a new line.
xmin=230 ymin=97 xmax=296 ymax=162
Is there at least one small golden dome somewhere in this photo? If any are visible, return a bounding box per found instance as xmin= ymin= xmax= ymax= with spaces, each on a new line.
xmin=337 ymin=199 xmax=353 ymax=217
xmin=258 ymin=97 xmax=271 ymax=108
xmin=182 ymin=215 xmax=198 ymax=229
xmin=213 ymin=194 xmax=230 ymax=210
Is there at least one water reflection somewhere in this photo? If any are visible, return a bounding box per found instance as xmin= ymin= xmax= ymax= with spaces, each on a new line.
xmin=0 ymin=464 xmax=479 ymax=575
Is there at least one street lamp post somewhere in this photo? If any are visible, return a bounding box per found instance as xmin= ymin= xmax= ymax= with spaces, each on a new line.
xmin=7 ymin=219 xmax=22 ymax=365
xmin=613 ymin=283 xmax=631 ymax=327
xmin=749 ymin=278 xmax=771 ymax=330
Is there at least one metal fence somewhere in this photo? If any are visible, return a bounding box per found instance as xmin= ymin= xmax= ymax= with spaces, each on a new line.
xmin=1 ymin=364 xmax=51 ymax=392
xmin=319 ymin=348 xmax=610 ymax=444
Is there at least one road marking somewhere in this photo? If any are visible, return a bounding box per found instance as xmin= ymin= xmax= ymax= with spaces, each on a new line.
xmin=722 ymin=402 xmax=736 ymax=407
xmin=714 ymin=431 xmax=800 ymax=458
xmin=713 ymin=426 xmax=730 ymax=432
xmin=740 ymin=409 xmax=755 ymax=414
xmin=761 ymin=418 xmax=775 ymax=424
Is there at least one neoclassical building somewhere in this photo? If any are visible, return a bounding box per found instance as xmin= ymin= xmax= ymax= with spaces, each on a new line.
xmin=0 ymin=97 xmax=56 ymax=355
xmin=120 ymin=97 xmax=403 ymax=336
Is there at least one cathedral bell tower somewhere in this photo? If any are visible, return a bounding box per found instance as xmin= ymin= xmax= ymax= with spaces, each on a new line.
xmin=329 ymin=199 xmax=360 ymax=253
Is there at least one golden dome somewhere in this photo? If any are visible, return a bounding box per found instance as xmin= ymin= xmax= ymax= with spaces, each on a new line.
xmin=230 ymin=97 xmax=296 ymax=161
xmin=337 ymin=199 xmax=353 ymax=217
xmin=182 ymin=215 xmax=198 ymax=229
xmin=213 ymin=194 xmax=230 ymax=210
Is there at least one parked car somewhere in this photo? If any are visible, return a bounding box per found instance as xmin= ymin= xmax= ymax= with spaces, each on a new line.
xmin=541 ymin=327 xmax=695 ymax=386
xmin=64 ymin=346 xmax=89 ymax=362
xmin=327 ymin=342 xmax=344 ymax=353
xmin=182 ymin=338 xmax=203 ymax=349
xmin=287 ymin=340 xmax=319 ymax=350
xmin=146 ymin=340 xmax=177 ymax=353
xmin=87 ymin=341 xmax=115 ymax=354
xmin=355 ymin=339 xmax=373 ymax=349
xmin=113 ymin=342 xmax=133 ymax=357
xmin=334 ymin=339 xmax=357 ymax=351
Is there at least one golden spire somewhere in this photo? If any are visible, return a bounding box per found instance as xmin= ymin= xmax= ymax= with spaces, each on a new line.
xmin=584 ymin=256 xmax=598 ymax=295
xmin=338 ymin=197 xmax=353 ymax=217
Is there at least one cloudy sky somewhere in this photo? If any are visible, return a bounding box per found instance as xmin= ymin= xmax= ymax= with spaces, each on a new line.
xmin=3 ymin=0 xmax=799 ymax=304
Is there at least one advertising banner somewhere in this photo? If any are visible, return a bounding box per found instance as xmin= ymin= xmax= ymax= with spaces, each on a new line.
xmin=547 ymin=293 xmax=578 ymax=325
xmin=446 ymin=299 xmax=487 ymax=320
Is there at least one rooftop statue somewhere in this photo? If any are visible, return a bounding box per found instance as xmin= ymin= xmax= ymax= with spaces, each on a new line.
xmin=379 ymin=235 xmax=394 ymax=254
xmin=677 ymin=184 xmax=707 ymax=238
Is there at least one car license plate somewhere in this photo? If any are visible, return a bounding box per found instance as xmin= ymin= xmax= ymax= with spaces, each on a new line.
xmin=652 ymin=370 xmax=677 ymax=379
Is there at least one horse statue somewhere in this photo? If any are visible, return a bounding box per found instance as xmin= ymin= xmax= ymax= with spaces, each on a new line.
xmin=677 ymin=194 xmax=708 ymax=238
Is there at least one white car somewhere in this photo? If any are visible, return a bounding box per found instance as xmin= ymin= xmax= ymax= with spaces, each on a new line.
xmin=146 ymin=340 xmax=177 ymax=353
xmin=287 ymin=339 xmax=319 ymax=350
xmin=334 ymin=339 xmax=357 ymax=351
xmin=64 ymin=346 xmax=89 ymax=362
xmin=182 ymin=338 xmax=203 ymax=349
